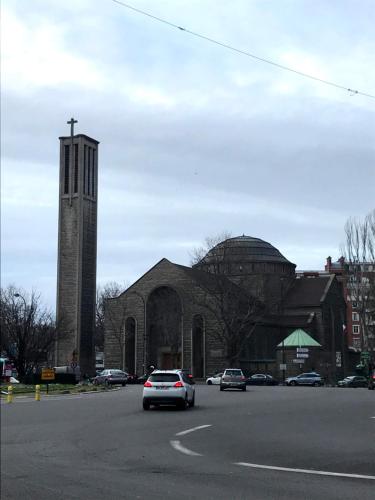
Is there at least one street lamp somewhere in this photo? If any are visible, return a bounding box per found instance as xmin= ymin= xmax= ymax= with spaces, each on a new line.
xmin=14 ymin=293 xmax=27 ymax=311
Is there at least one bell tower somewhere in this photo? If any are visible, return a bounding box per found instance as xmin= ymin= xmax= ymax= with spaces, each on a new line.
xmin=55 ymin=118 xmax=99 ymax=376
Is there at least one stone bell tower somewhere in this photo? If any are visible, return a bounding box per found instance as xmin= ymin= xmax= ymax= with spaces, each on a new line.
xmin=55 ymin=118 xmax=99 ymax=376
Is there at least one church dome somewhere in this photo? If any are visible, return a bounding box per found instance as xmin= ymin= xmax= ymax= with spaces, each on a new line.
xmin=201 ymin=235 xmax=293 ymax=265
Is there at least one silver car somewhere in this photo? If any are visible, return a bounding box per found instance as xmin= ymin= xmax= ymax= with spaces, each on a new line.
xmin=92 ymin=369 xmax=128 ymax=386
xmin=142 ymin=370 xmax=195 ymax=410
xmin=220 ymin=368 xmax=247 ymax=391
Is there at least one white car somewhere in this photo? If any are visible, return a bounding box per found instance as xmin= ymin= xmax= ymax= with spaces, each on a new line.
xmin=206 ymin=372 xmax=223 ymax=385
xmin=142 ymin=370 xmax=195 ymax=410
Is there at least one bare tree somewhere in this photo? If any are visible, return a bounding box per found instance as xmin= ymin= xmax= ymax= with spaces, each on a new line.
xmin=190 ymin=271 xmax=266 ymax=366
xmin=0 ymin=285 xmax=65 ymax=380
xmin=189 ymin=232 xmax=269 ymax=365
xmin=95 ymin=281 xmax=127 ymax=350
xmin=341 ymin=209 xmax=375 ymax=355
xmin=189 ymin=230 xmax=232 ymax=266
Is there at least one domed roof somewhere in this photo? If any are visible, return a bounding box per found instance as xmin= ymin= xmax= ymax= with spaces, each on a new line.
xmin=201 ymin=235 xmax=293 ymax=265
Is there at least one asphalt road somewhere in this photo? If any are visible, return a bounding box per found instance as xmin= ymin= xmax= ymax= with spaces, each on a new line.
xmin=1 ymin=384 xmax=374 ymax=500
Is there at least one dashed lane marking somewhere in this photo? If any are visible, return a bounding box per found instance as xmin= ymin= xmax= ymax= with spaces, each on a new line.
xmin=170 ymin=440 xmax=202 ymax=456
xmin=175 ymin=425 xmax=212 ymax=436
xmin=235 ymin=462 xmax=375 ymax=480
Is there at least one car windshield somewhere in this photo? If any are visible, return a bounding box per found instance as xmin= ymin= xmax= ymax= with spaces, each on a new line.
xmin=149 ymin=373 xmax=180 ymax=383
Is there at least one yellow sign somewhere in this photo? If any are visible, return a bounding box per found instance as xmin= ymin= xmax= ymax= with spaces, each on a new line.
xmin=41 ymin=368 xmax=55 ymax=381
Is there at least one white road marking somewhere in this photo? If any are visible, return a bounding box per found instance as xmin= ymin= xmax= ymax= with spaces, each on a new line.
xmin=170 ymin=440 xmax=202 ymax=456
xmin=175 ymin=424 xmax=212 ymax=436
xmin=235 ymin=462 xmax=375 ymax=480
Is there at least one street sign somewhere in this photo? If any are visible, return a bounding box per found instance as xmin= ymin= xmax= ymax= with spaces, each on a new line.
xmin=296 ymin=353 xmax=309 ymax=359
xmin=296 ymin=348 xmax=309 ymax=353
xmin=279 ymin=364 xmax=287 ymax=370
xmin=41 ymin=368 xmax=55 ymax=381
xmin=293 ymin=359 xmax=305 ymax=364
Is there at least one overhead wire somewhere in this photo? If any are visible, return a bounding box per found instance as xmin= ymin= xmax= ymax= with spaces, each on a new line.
xmin=110 ymin=0 xmax=375 ymax=100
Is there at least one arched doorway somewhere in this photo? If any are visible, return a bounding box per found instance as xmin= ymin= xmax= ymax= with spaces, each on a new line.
xmin=124 ymin=317 xmax=136 ymax=374
xmin=146 ymin=286 xmax=182 ymax=369
xmin=192 ymin=315 xmax=204 ymax=377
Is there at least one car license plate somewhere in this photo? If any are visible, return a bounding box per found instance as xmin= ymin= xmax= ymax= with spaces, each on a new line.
xmin=156 ymin=386 xmax=168 ymax=390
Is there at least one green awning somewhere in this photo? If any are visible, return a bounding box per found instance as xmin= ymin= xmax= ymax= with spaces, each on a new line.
xmin=277 ymin=328 xmax=321 ymax=347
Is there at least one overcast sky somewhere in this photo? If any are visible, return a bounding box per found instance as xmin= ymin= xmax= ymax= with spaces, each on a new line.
xmin=2 ymin=0 xmax=374 ymax=310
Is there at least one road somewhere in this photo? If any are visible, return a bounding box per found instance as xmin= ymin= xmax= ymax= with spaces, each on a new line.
xmin=1 ymin=384 xmax=374 ymax=499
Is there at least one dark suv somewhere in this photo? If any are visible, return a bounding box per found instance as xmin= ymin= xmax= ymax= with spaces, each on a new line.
xmin=286 ymin=372 xmax=323 ymax=387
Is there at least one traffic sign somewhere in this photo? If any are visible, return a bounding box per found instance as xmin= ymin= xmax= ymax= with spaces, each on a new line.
xmin=293 ymin=359 xmax=305 ymax=364
xmin=279 ymin=364 xmax=287 ymax=370
xmin=296 ymin=348 xmax=309 ymax=353
xmin=41 ymin=368 xmax=55 ymax=381
xmin=296 ymin=353 xmax=309 ymax=359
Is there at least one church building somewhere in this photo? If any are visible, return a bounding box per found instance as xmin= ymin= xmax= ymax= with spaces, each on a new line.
xmin=104 ymin=236 xmax=347 ymax=380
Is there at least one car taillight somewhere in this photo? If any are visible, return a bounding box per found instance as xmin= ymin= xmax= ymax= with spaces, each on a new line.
xmin=144 ymin=381 xmax=152 ymax=387
xmin=241 ymin=376 xmax=245 ymax=380
xmin=174 ymin=381 xmax=183 ymax=387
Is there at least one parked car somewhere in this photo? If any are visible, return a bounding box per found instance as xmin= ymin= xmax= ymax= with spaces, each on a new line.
xmin=337 ymin=376 xmax=368 ymax=388
xmin=92 ymin=369 xmax=128 ymax=386
xmin=142 ymin=369 xmax=195 ymax=410
xmin=220 ymin=368 xmax=247 ymax=391
xmin=368 ymin=370 xmax=375 ymax=390
xmin=286 ymin=372 xmax=323 ymax=387
xmin=9 ymin=376 xmax=20 ymax=384
xmin=206 ymin=373 xmax=223 ymax=385
xmin=247 ymin=374 xmax=278 ymax=386
xmin=179 ymin=369 xmax=195 ymax=384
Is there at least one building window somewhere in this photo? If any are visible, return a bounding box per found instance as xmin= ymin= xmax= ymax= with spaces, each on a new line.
xmin=64 ymin=145 xmax=70 ymax=194
xmin=352 ymin=312 xmax=359 ymax=322
xmin=352 ymin=301 xmax=357 ymax=308
xmin=73 ymin=143 xmax=78 ymax=193
xmin=353 ymin=325 xmax=360 ymax=335
xmin=87 ymin=147 xmax=91 ymax=196
xmin=83 ymin=145 xmax=87 ymax=195
xmin=91 ymin=149 xmax=95 ymax=197
xmin=352 ymin=338 xmax=361 ymax=349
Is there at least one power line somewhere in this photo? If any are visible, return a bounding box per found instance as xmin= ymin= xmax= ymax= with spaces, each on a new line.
xmin=111 ymin=0 xmax=375 ymax=100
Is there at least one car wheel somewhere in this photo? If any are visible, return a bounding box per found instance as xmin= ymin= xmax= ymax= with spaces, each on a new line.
xmin=220 ymin=386 xmax=224 ymax=391
xmin=189 ymin=394 xmax=195 ymax=408
xmin=143 ymin=400 xmax=150 ymax=411
xmin=122 ymin=382 xmax=126 ymax=387
xmin=290 ymin=381 xmax=297 ymax=386
xmin=207 ymin=380 xmax=212 ymax=385
xmin=242 ymin=387 xmax=246 ymax=392
xmin=105 ymin=379 xmax=111 ymax=387
xmin=179 ymin=398 xmax=188 ymax=410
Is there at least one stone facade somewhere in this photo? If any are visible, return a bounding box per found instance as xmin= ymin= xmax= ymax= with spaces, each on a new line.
xmin=104 ymin=236 xmax=347 ymax=381
xmin=55 ymin=133 xmax=99 ymax=376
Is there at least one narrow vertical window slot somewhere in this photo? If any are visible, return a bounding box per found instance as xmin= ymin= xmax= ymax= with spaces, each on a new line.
xmin=87 ymin=147 xmax=91 ymax=196
xmin=64 ymin=145 xmax=70 ymax=194
xmin=83 ymin=145 xmax=87 ymax=195
xmin=92 ymin=149 xmax=95 ymax=197
xmin=74 ymin=143 xmax=79 ymax=193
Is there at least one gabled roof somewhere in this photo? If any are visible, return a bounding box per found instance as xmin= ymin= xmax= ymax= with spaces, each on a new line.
xmin=284 ymin=275 xmax=336 ymax=308
xmin=277 ymin=328 xmax=321 ymax=347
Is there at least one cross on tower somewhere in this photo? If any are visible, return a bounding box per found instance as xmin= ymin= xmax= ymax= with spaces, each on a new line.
xmin=67 ymin=117 xmax=78 ymax=137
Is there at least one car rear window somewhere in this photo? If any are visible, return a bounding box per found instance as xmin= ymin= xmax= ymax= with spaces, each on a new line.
xmin=225 ymin=370 xmax=242 ymax=376
xmin=149 ymin=373 xmax=180 ymax=383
